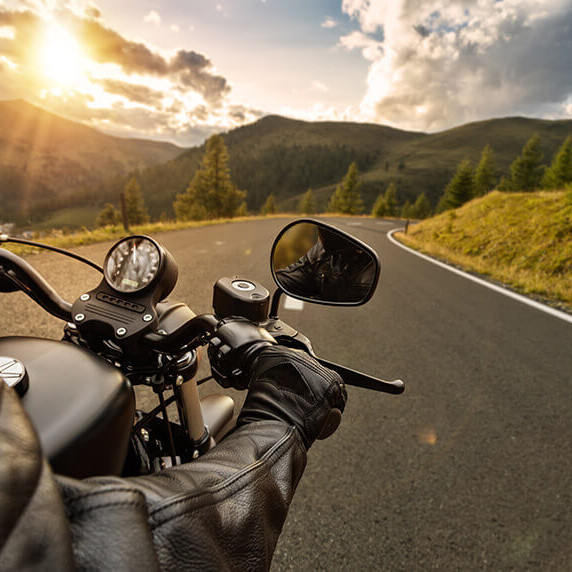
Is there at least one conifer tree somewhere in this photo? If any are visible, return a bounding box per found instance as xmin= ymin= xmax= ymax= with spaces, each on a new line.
xmin=384 ymin=182 xmax=398 ymax=216
xmin=260 ymin=194 xmax=276 ymax=215
xmin=299 ymin=188 xmax=317 ymax=214
xmin=411 ymin=192 xmax=431 ymax=219
xmin=327 ymin=162 xmax=363 ymax=214
xmin=440 ymin=159 xmax=474 ymax=209
xmin=124 ymin=178 xmax=150 ymax=225
xmin=95 ymin=203 xmax=122 ymax=227
xmin=371 ymin=193 xmax=387 ymax=218
xmin=497 ymin=175 xmax=512 ymax=191
xmin=174 ymin=135 xmax=246 ymax=220
xmin=401 ymin=200 xmax=412 ymax=219
xmin=236 ymin=202 xmax=249 ymax=217
xmin=508 ymin=134 xmax=544 ymax=191
xmin=542 ymin=136 xmax=572 ymax=189
xmin=474 ymin=144 xmax=498 ymax=196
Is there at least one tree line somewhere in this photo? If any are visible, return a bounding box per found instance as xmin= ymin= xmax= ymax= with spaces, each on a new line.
xmin=438 ymin=134 xmax=572 ymax=211
xmin=96 ymin=131 xmax=572 ymax=228
xmin=96 ymin=135 xmax=430 ymax=227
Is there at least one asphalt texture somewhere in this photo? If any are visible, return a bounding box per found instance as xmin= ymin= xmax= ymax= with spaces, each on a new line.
xmin=1 ymin=217 xmax=571 ymax=570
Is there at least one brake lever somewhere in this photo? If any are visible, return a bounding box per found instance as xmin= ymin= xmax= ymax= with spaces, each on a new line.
xmin=315 ymin=358 xmax=405 ymax=394
xmin=262 ymin=319 xmax=405 ymax=395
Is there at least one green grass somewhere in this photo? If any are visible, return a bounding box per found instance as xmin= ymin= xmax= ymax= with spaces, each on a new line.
xmin=396 ymin=191 xmax=572 ymax=310
xmin=33 ymin=206 xmax=101 ymax=230
xmin=1 ymin=215 xmax=300 ymax=257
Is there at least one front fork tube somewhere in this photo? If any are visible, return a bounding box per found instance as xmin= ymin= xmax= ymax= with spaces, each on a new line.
xmin=178 ymin=377 xmax=236 ymax=458
xmin=179 ymin=376 xmax=210 ymax=456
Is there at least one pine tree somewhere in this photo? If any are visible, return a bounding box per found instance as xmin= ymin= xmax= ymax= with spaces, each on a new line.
xmin=236 ymin=202 xmax=249 ymax=217
xmin=174 ymin=135 xmax=246 ymax=220
xmin=411 ymin=192 xmax=431 ymax=219
xmin=401 ymin=200 xmax=412 ymax=219
xmin=124 ymin=178 xmax=150 ymax=225
xmin=95 ymin=203 xmax=122 ymax=227
xmin=260 ymin=194 xmax=276 ymax=215
xmin=474 ymin=144 xmax=497 ymax=196
xmin=384 ymin=182 xmax=398 ymax=216
xmin=542 ymin=136 xmax=572 ymax=189
xmin=441 ymin=159 xmax=474 ymax=209
xmin=371 ymin=194 xmax=387 ymax=218
xmin=497 ymin=176 xmax=512 ymax=191
xmin=327 ymin=162 xmax=363 ymax=214
xmin=508 ymin=134 xmax=544 ymax=191
xmin=299 ymin=188 xmax=317 ymax=214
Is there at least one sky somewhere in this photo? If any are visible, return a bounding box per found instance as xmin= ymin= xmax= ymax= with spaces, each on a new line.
xmin=0 ymin=0 xmax=571 ymax=146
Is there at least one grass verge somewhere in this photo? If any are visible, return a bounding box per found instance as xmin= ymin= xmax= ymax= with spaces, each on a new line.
xmin=395 ymin=190 xmax=572 ymax=312
xmin=2 ymin=212 xmax=402 ymax=258
xmin=1 ymin=215 xmax=294 ymax=257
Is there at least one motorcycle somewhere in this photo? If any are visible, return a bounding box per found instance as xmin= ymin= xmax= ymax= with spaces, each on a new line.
xmin=0 ymin=219 xmax=404 ymax=479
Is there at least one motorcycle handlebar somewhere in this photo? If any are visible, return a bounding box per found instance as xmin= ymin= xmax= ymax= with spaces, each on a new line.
xmin=0 ymin=248 xmax=72 ymax=322
xmin=142 ymin=313 xmax=219 ymax=351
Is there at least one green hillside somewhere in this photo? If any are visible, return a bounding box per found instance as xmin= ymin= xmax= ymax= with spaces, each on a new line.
xmin=397 ymin=191 xmax=572 ymax=309
xmin=0 ymin=99 xmax=181 ymax=223
xmin=377 ymin=116 xmax=572 ymax=206
xmin=2 ymin=100 xmax=572 ymax=227
xmin=130 ymin=115 xmax=423 ymax=218
xmin=128 ymin=114 xmax=572 ymax=218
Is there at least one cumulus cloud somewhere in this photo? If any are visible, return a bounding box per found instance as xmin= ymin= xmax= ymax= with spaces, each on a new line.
xmin=338 ymin=30 xmax=383 ymax=61
xmin=0 ymin=4 xmax=257 ymax=144
xmin=96 ymin=79 xmax=164 ymax=105
xmin=341 ymin=0 xmax=572 ymax=131
xmin=143 ymin=10 xmax=161 ymax=26
xmin=321 ymin=17 xmax=337 ymax=29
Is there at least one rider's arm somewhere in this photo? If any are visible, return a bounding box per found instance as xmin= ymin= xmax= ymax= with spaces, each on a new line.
xmin=54 ymin=345 xmax=346 ymax=571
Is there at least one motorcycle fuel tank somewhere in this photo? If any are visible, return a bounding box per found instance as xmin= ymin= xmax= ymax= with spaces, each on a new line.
xmin=0 ymin=336 xmax=134 ymax=478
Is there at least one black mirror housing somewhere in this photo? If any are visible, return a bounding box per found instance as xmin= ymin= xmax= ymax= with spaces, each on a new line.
xmin=270 ymin=219 xmax=380 ymax=307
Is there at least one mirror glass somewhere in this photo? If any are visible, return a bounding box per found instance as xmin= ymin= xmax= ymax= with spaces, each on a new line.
xmin=272 ymin=221 xmax=379 ymax=305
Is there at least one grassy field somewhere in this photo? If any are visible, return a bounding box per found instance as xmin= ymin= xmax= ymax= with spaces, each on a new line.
xmin=1 ymin=215 xmax=301 ymax=257
xmin=33 ymin=206 xmax=101 ymax=230
xmin=396 ymin=190 xmax=572 ymax=310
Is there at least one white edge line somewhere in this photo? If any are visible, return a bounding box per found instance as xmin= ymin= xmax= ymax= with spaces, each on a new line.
xmin=387 ymin=229 xmax=572 ymax=325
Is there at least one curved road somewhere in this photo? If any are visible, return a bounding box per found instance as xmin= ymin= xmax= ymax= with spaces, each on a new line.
xmin=1 ymin=217 xmax=571 ymax=570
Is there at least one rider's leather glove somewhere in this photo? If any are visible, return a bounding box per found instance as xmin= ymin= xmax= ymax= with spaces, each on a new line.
xmin=237 ymin=346 xmax=347 ymax=449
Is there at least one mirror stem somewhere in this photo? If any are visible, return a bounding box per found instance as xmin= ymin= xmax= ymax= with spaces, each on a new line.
xmin=269 ymin=288 xmax=283 ymax=319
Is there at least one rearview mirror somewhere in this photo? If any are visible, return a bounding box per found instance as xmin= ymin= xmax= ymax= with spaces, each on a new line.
xmin=271 ymin=220 xmax=380 ymax=306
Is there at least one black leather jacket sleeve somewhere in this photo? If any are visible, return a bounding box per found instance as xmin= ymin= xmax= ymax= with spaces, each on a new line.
xmin=55 ymin=421 xmax=305 ymax=571
xmin=1 ymin=346 xmax=344 ymax=571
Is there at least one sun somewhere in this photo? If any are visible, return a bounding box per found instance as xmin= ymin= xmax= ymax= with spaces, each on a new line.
xmin=40 ymin=23 xmax=87 ymax=87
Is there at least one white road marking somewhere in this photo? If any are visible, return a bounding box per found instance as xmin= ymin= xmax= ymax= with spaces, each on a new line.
xmin=284 ymin=296 xmax=305 ymax=311
xmin=387 ymin=229 xmax=572 ymax=325
xmin=347 ymin=222 xmax=362 ymax=226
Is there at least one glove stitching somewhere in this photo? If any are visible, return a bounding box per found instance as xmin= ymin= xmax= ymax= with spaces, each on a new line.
xmin=255 ymin=349 xmax=342 ymax=385
xmin=251 ymin=378 xmax=316 ymax=406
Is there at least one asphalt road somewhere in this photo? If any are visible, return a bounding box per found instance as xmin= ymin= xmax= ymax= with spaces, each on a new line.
xmin=1 ymin=217 xmax=571 ymax=570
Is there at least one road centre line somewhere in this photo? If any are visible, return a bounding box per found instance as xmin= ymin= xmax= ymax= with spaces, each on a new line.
xmin=387 ymin=229 xmax=572 ymax=325
xmin=283 ymin=296 xmax=304 ymax=311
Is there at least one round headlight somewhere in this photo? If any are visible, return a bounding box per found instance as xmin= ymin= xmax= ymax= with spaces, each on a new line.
xmin=104 ymin=236 xmax=162 ymax=294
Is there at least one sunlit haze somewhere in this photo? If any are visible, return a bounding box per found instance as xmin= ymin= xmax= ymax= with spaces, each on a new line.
xmin=1 ymin=0 xmax=571 ymax=145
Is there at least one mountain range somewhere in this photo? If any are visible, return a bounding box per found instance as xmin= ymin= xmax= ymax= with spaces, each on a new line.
xmin=1 ymin=99 xmax=571 ymax=226
xmin=0 ymin=100 xmax=180 ymax=222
